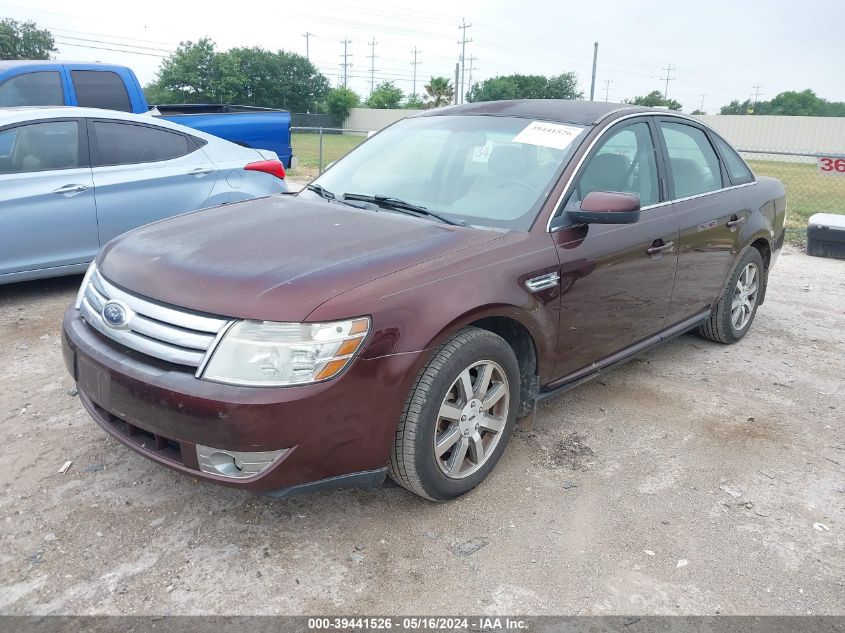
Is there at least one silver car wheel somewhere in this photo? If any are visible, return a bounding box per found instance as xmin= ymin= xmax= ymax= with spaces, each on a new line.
xmin=434 ymin=360 xmax=510 ymax=480
xmin=731 ymin=262 xmax=759 ymax=331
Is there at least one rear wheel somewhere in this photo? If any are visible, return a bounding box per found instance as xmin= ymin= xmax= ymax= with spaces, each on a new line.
xmin=388 ymin=327 xmax=520 ymax=501
xmin=698 ymin=248 xmax=765 ymax=344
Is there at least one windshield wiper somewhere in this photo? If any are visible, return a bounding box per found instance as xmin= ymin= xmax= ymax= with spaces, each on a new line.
xmin=304 ymin=184 xmax=368 ymax=209
xmin=342 ymin=193 xmax=465 ymax=226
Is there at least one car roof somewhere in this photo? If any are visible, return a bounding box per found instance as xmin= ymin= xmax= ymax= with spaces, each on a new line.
xmin=417 ymin=99 xmax=657 ymax=126
xmin=0 ymin=106 xmax=218 ymax=142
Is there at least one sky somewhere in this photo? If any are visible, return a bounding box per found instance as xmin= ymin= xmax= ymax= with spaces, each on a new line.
xmin=2 ymin=0 xmax=843 ymax=113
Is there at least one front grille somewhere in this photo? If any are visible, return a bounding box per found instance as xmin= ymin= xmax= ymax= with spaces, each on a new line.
xmin=79 ymin=268 xmax=231 ymax=369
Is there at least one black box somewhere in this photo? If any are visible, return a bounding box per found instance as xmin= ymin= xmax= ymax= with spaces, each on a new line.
xmin=807 ymin=213 xmax=845 ymax=260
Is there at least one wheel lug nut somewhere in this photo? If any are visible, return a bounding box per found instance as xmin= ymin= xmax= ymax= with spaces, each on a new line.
xmin=461 ymin=415 xmax=467 ymax=421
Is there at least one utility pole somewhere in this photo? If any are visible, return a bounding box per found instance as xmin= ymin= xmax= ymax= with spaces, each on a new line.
xmin=466 ymin=55 xmax=477 ymax=96
xmin=752 ymin=84 xmax=764 ymax=110
xmin=603 ymin=79 xmax=613 ymax=102
xmin=661 ymin=64 xmax=675 ymax=100
xmin=367 ymin=39 xmax=377 ymax=96
xmin=302 ymin=32 xmax=313 ymax=61
xmin=340 ymin=38 xmax=352 ymax=89
xmin=458 ymin=18 xmax=472 ymax=104
xmin=589 ymin=42 xmax=599 ymax=101
xmin=454 ymin=62 xmax=460 ymax=105
xmin=410 ymin=47 xmax=421 ymax=100
xmin=699 ymin=92 xmax=706 ymax=112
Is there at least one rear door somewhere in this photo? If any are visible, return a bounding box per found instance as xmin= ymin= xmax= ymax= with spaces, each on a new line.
xmin=656 ymin=119 xmax=748 ymax=323
xmin=550 ymin=117 xmax=680 ymax=380
xmin=87 ymin=119 xmax=218 ymax=244
xmin=0 ymin=118 xmax=98 ymax=276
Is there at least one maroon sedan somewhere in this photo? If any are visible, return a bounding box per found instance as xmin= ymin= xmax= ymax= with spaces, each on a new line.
xmin=62 ymin=100 xmax=786 ymax=501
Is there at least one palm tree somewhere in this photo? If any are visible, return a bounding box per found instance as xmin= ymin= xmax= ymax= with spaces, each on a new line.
xmin=424 ymin=76 xmax=455 ymax=109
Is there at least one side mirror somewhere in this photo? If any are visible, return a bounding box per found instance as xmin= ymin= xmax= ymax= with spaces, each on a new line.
xmin=568 ymin=191 xmax=641 ymax=225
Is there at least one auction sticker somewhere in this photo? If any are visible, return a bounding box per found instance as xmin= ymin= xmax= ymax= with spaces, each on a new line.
xmin=513 ymin=120 xmax=581 ymax=150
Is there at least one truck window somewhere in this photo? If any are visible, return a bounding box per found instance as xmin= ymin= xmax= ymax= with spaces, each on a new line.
xmin=90 ymin=121 xmax=193 ymax=166
xmin=71 ymin=70 xmax=132 ymax=112
xmin=0 ymin=72 xmax=63 ymax=107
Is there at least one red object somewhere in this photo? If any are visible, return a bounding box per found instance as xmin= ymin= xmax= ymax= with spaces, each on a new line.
xmin=244 ymin=159 xmax=285 ymax=180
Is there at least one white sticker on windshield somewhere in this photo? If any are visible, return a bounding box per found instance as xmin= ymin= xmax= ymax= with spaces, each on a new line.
xmin=471 ymin=141 xmax=493 ymax=163
xmin=512 ymin=121 xmax=581 ymax=150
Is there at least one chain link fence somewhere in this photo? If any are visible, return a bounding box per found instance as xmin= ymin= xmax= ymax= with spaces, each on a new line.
xmin=737 ymin=149 xmax=845 ymax=242
xmin=288 ymin=127 xmax=368 ymax=182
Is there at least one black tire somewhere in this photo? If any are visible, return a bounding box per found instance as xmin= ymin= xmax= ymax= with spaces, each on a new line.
xmin=388 ymin=327 xmax=520 ymax=501
xmin=698 ymin=248 xmax=765 ymax=344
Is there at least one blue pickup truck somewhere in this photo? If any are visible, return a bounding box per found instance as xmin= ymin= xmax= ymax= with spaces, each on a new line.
xmin=0 ymin=61 xmax=294 ymax=167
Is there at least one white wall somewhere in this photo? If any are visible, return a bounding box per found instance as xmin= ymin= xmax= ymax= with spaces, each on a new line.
xmin=344 ymin=108 xmax=421 ymax=131
xmin=695 ymin=115 xmax=845 ymax=154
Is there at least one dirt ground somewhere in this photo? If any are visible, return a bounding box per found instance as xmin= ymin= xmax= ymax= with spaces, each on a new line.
xmin=0 ymin=246 xmax=842 ymax=616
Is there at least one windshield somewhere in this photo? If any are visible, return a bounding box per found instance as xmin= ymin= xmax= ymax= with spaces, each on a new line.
xmin=300 ymin=115 xmax=588 ymax=230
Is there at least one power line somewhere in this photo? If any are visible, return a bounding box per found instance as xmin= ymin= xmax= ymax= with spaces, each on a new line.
xmin=458 ymin=18 xmax=472 ymax=104
xmin=661 ymin=64 xmax=676 ymax=100
xmin=339 ymin=38 xmax=352 ymax=89
xmin=367 ymin=38 xmax=378 ymax=95
xmin=302 ymin=32 xmax=314 ymax=61
xmin=54 ymin=40 xmax=167 ymax=58
xmin=410 ymin=47 xmax=422 ymax=99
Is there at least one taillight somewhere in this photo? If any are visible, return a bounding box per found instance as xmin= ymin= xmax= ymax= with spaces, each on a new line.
xmin=244 ymin=160 xmax=285 ymax=180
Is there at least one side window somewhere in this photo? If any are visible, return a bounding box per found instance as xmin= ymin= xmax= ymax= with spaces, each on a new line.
xmin=71 ymin=71 xmax=132 ymax=112
xmin=660 ymin=122 xmax=723 ymax=198
xmin=0 ymin=72 xmax=63 ymax=107
xmin=0 ymin=121 xmax=79 ymax=175
xmin=91 ymin=121 xmax=193 ymax=166
xmin=569 ymin=121 xmax=660 ymax=207
xmin=712 ymin=134 xmax=753 ymax=185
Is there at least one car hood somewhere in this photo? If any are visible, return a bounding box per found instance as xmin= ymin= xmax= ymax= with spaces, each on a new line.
xmin=98 ymin=195 xmax=500 ymax=322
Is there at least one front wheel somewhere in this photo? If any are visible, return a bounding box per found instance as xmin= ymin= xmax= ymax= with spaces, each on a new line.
xmin=388 ymin=327 xmax=520 ymax=501
xmin=698 ymin=248 xmax=766 ymax=344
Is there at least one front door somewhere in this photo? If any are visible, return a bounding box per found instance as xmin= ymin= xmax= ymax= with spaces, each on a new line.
xmin=655 ymin=119 xmax=747 ymax=322
xmin=549 ymin=118 xmax=679 ymax=381
xmin=0 ymin=119 xmax=99 ymax=276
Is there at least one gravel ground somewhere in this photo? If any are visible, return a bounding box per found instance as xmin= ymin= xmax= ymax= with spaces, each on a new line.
xmin=0 ymin=246 xmax=842 ymax=615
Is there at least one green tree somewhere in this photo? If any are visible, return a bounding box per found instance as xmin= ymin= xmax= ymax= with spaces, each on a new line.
xmin=467 ymin=73 xmax=581 ymax=102
xmin=326 ymin=87 xmax=359 ymax=122
xmin=404 ymin=93 xmax=425 ymax=109
xmin=144 ymin=39 xmax=330 ymax=111
xmin=423 ymin=76 xmax=455 ymax=108
xmin=719 ymin=90 xmax=845 ymax=116
xmin=0 ymin=18 xmax=56 ymax=60
xmin=366 ymin=81 xmax=403 ymax=109
xmin=226 ymin=47 xmax=329 ymax=111
xmin=627 ymin=90 xmax=683 ymax=111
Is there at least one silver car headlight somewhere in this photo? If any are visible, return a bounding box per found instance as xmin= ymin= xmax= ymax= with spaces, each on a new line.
xmin=74 ymin=261 xmax=97 ymax=309
xmin=200 ymin=317 xmax=370 ymax=387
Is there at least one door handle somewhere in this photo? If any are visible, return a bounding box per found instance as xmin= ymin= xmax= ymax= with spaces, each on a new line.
xmin=726 ymin=215 xmax=746 ymax=228
xmin=646 ymin=240 xmax=674 ymax=256
xmin=52 ymin=184 xmax=90 ymax=195
xmin=187 ymin=167 xmax=214 ymax=177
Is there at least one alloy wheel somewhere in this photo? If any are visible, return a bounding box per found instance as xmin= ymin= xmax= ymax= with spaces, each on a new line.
xmin=731 ymin=262 xmax=759 ymax=330
xmin=434 ymin=360 xmax=510 ymax=479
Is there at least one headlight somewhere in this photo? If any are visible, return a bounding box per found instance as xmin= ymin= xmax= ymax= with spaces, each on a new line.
xmin=200 ymin=317 xmax=370 ymax=387
xmin=74 ymin=261 xmax=97 ymax=309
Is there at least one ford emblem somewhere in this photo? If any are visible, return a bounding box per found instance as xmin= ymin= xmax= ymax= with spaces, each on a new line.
xmin=102 ymin=300 xmax=131 ymax=329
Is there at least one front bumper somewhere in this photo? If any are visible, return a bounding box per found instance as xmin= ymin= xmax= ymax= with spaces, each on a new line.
xmin=62 ymin=307 xmax=424 ymax=494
